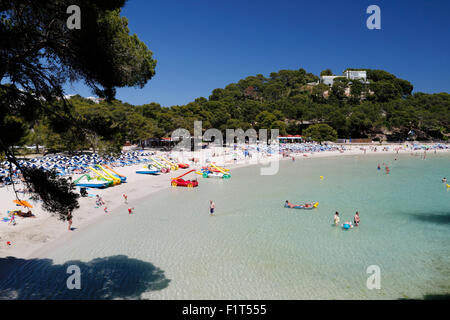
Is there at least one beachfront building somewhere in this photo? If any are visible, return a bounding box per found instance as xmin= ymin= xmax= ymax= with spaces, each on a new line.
xmin=278 ymin=135 xmax=305 ymax=143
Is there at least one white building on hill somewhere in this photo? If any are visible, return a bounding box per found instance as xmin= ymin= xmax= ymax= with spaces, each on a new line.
xmin=320 ymin=70 xmax=368 ymax=86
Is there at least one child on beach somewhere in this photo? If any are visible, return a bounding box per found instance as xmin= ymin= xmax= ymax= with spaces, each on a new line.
xmin=334 ymin=212 xmax=340 ymax=226
xmin=104 ymin=207 xmax=108 ymax=214
xmin=128 ymin=208 xmax=134 ymax=214
xmin=123 ymin=194 xmax=128 ymax=204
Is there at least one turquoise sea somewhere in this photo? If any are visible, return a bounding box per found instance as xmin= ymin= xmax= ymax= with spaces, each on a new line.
xmin=1 ymin=154 xmax=449 ymax=299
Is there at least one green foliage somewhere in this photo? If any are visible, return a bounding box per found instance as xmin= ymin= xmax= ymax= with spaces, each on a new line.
xmin=1 ymin=0 xmax=156 ymax=219
xmin=320 ymin=69 xmax=333 ymax=76
xmin=303 ymin=124 xmax=338 ymax=142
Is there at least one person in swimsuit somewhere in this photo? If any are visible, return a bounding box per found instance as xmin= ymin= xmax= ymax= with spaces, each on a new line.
xmin=285 ymin=200 xmax=294 ymax=208
xmin=354 ymin=211 xmax=360 ymax=226
xmin=210 ymin=200 xmax=215 ymax=215
xmin=334 ymin=212 xmax=340 ymax=226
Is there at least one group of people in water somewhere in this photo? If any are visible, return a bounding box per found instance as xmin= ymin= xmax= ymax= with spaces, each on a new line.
xmin=334 ymin=211 xmax=360 ymax=229
xmin=377 ymin=163 xmax=390 ymax=174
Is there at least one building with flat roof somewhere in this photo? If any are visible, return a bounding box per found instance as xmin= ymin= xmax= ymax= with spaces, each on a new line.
xmin=344 ymin=70 xmax=367 ymax=81
xmin=320 ymin=75 xmax=343 ymax=86
xmin=320 ymin=70 xmax=368 ymax=86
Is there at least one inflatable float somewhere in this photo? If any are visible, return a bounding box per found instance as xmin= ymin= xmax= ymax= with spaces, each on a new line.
xmin=342 ymin=222 xmax=354 ymax=230
xmin=284 ymin=202 xmax=319 ymax=209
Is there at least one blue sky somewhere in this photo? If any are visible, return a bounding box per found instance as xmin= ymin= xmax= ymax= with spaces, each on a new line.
xmin=64 ymin=0 xmax=450 ymax=106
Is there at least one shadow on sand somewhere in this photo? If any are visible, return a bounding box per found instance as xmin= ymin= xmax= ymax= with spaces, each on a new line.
xmin=0 ymin=255 xmax=170 ymax=299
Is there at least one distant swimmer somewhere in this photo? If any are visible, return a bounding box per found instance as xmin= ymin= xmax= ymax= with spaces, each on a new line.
xmin=377 ymin=164 xmax=381 ymax=170
xmin=354 ymin=211 xmax=360 ymax=226
xmin=443 ymin=178 xmax=447 ymax=183
xmin=210 ymin=200 xmax=215 ymax=216
xmin=334 ymin=212 xmax=340 ymax=226
xmin=285 ymin=200 xmax=295 ymax=208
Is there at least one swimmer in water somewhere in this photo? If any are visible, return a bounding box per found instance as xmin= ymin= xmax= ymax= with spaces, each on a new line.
xmin=443 ymin=177 xmax=447 ymax=183
xmin=377 ymin=164 xmax=381 ymax=170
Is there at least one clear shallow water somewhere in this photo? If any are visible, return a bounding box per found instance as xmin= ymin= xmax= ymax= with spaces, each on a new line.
xmin=1 ymin=154 xmax=449 ymax=299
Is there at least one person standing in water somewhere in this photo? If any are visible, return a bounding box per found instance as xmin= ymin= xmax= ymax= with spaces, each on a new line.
xmin=354 ymin=211 xmax=360 ymax=226
xmin=442 ymin=177 xmax=447 ymax=183
xmin=334 ymin=212 xmax=340 ymax=226
xmin=209 ymin=200 xmax=215 ymax=216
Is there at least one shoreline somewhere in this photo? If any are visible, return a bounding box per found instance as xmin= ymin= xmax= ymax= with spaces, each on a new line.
xmin=1 ymin=145 xmax=449 ymax=260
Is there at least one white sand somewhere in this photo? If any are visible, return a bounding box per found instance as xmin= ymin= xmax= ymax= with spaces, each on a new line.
xmin=0 ymin=144 xmax=448 ymax=259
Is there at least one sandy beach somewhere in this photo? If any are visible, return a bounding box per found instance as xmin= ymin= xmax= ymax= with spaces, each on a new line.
xmin=1 ymin=144 xmax=448 ymax=260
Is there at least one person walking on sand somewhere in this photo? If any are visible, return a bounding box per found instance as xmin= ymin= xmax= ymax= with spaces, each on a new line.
xmin=67 ymin=211 xmax=73 ymax=231
xmin=123 ymin=194 xmax=128 ymax=204
xmin=334 ymin=212 xmax=340 ymax=226
xmin=209 ymin=200 xmax=215 ymax=216
xmin=354 ymin=211 xmax=360 ymax=226
xmin=128 ymin=208 xmax=134 ymax=215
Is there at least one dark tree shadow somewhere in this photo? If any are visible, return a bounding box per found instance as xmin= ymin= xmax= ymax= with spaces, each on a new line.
xmin=409 ymin=211 xmax=450 ymax=226
xmin=399 ymin=293 xmax=450 ymax=300
xmin=421 ymin=293 xmax=450 ymax=300
xmin=0 ymin=255 xmax=170 ymax=300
